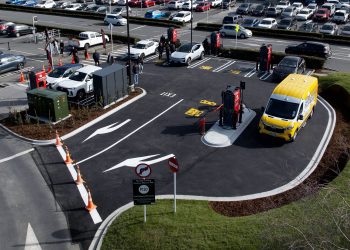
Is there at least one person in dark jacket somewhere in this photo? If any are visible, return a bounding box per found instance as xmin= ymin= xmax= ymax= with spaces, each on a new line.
xmin=138 ymin=56 xmax=144 ymax=74
xmin=165 ymin=42 xmax=170 ymax=64
xmin=169 ymin=42 xmax=175 ymax=54
xmin=59 ymin=40 xmax=64 ymax=55
xmin=202 ymin=38 xmax=210 ymax=55
xmin=158 ymin=43 xmax=164 ymax=60
xmin=132 ymin=62 xmax=139 ymax=85
xmin=93 ymin=50 xmax=100 ymax=66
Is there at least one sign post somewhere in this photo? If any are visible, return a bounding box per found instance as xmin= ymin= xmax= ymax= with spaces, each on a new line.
xmin=168 ymin=157 xmax=179 ymax=213
xmin=235 ymin=24 xmax=239 ymax=49
xmin=32 ymin=16 xmax=38 ymax=44
xmin=109 ymin=23 xmax=113 ymax=52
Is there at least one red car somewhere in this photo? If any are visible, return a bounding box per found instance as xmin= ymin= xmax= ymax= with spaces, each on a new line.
xmin=128 ymin=0 xmax=140 ymax=7
xmin=137 ymin=0 xmax=156 ymax=7
xmin=0 ymin=21 xmax=14 ymax=35
xmin=196 ymin=2 xmax=211 ymax=11
xmin=313 ymin=8 xmax=330 ymax=22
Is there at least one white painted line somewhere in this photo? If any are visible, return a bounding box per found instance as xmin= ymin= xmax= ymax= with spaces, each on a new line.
xmin=77 ymin=99 xmax=184 ymax=164
xmin=26 ymin=58 xmax=45 ymax=63
xmin=25 ymin=223 xmax=42 ymax=250
xmin=0 ymin=48 xmax=36 ymax=55
xmin=0 ymin=148 xmax=34 ymax=164
xmin=144 ymin=54 xmax=158 ymax=63
xmin=259 ymin=72 xmax=272 ymax=80
xmin=83 ymin=119 xmax=131 ymax=142
xmin=187 ymin=58 xmax=211 ymax=69
xmin=212 ymin=60 xmax=235 ymax=72
xmin=329 ymin=56 xmax=350 ymax=61
xmin=121 ymin=25 xmax=145 ymax=33
xmin=244 ymin=68 xmax=256 ymax=78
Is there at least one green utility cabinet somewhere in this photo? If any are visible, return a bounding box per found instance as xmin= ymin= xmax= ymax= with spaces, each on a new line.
xmin=27 ymin=88 xmax=69 ymax=123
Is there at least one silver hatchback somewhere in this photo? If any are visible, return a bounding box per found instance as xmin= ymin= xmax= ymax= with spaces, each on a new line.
xmin=0 ymin=54 xmax=26 ymax=74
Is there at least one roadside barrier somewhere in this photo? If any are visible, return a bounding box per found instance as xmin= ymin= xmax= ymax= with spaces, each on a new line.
xmin=75 ymin=165 xmax=85 ymax=185
xmin=19 ymin=71 xmax=25 ymax=83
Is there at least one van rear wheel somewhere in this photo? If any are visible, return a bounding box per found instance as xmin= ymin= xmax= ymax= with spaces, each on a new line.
xmin=291 ymin=129 xmax=298 ymax=142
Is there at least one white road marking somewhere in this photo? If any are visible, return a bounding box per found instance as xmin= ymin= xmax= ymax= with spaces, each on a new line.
xmin=260 ymin=72 xmax=272 ymax=80
xmin=121 ymin=25 xmax=146 ymax=33
xmin=144 ymin=54 xmax=158 ymax=62
xmin=0 ymin=48 xmax=36 ymax=55
xmin=244 ymin=68 xmax=256 ymax=78
xmin=24 ymin=223 xmax=42 ymax=250
xmin=212 ymin=60 xmax=235 ymax=72
xmin=0 ymin=148 xmax=34 ymax=164
xmin=83 ymin=119 xmax=131 ymax=142
xmin=187 ymin=57 xmax=211 ymax=69
xmin=329 ymin=56 xmax=350 ymax=61
xmin=104 ymin=153 xmax=174 ymax=172
xmin=160 ymin=92 xmax=176 ymax=98
xmin=26 ymin=58 xmax=45 ymax=63
xmin=76 ymin=99 xmax=184 ymax=164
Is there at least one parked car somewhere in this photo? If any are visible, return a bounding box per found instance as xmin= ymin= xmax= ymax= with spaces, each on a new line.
xmin=241 ymin=17 xmax=260 ymax=27
xmin=0 ymin=21 xmax=14 ymax=35
xmin=298 ymin=20 xmax=319 ymax=32
xmin=236 ymin=3 xmax=252 ymax=14
xmin=129 ymin=39 xmax=159 ymax=59
xmin=266 ymin=7 xmax=282 ymax=17
xmin=7 ymin=24 xmax=34 ymax=37
xmin=251 ymin=4 xmax=266 ymax=16
xmin=313 ymin=8 xmax=331 ymax=21
xmin=13 ymin=0 xmax=27 ymax=5
xmin=222 ymin=0 xmax=235 ymax=9
xmin=68 ymin=31 xmax=109 ymax=49
xmin=112 ymin=6 xmax=132 ymax=15
xmin=332 ymin=9 xmax=348 ymax=23
xmin=326 ymin=0 xmax=342 ymax=9
xmin=296 ymin=8 xmax=313 ymax=20
xmin=76 ymin=3 xmax=88 ymax=10
xmin=170 ymin=43 xmax=205 ymax=66
xmin=56 ymin=65 xmax=102 ymax=99
xmin=319 ymin=22 xmax=338 ymax=35
xmin=168 ymin=11 xmax=179 ymax=20
xmin=139 ymin=0 xmax=156 ymax=7
xmin=145 ymin=10 xmax=164 ymax=18
xmin=277 ymin=17 xmax=298 ymax=30
xmin=96 ymin=6 xmax=108 ymax=13
xmin=172 ymin=11 xmax=192 ymax=22
xmin=85 ymin=3 xmax=98 ymax=11
xmin=285 ymin=41 xmax=332 ymax=58
xmin=209 ymin=0 xmax=222 ymax=8
xmin=167 ymin=0 xmax=183 ymax=9
xmin=155 ymin=0 xmax=171 ymax=4
xmin=182 ymin=1 xmax=198 ymax=10
xmin=22 ymin=0 xmax=38 ymax=6
xmin=321 ymin=3 xmax=336 ymax=16
xmin=219 ymin=24 xmax=252 ymax=38
xmin=195 ymin=2 xmax=211 ymax=11
xmin=257 ymin=18 xmax=277 ymax=29
xmin=272 ymin=56 xmax=305 ymax=81
xmin=292 ymin=2 xmax=303 ymax=12
xmin=104 ymin=14 xmax=127 ymax=25
xmin=35 ymin=0 xmax=56 ymax=8
xmin=281 ymin=6 xmax=298 ymax=18
xmin=276 ymin=0 xmax=290 ymax=12
xmin=222 ymin=15 xmax=244 ymax=24
xmin=47 ymin=64 xmax=84 ymax=89
xmin=53 ymin=1 xmax=71 ymax=8
xmin=307 ymin=3 xmax=318 ymax=13
xmin=340 ymin=23 xmax=350 ymax=35
xmin=0 ymin=54 xmax=26 ymax=74
xmin=65 ymin=3 xmax=82 ymax=10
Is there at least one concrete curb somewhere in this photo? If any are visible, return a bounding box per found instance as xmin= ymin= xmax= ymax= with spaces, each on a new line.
xmin=89 ymin=96 xmax=336 ymax=250
xmin=0 ymin=88 xmax=147 ymax=145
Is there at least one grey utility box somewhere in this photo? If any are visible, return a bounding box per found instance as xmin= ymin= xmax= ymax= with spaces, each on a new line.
xmin=93 ymin=64 xmax=128 ymax=108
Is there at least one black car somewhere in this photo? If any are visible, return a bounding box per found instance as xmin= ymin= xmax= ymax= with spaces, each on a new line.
xmin=241 ymin=17 xmax=260 ymax=27
xmin=222 ymin=0 xmax=236 ymax=9
xmin=0 ymin=54 xmax=26 ymax=74
xmin=277 ymin=17 xmax=298 ymax=30
xmin=285 ymin=41 xmax=332 ymax=58
xmin=251 ymin=4 xmax=266 ymax=16
xmin=298 ymin=21 xmax=318 ymax=32
xmin=236 ymin=3 xmax=252 ymax=14
xmin=272 ymin=56 xmax=306 ymax=81
xmin=223 ymin=15 xmax=244 ymax=24
xmin=7 ymin=24 xmax=34 ymax=37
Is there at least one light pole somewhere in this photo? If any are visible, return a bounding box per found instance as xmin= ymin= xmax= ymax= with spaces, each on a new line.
xmin=126 ymin=0 xmax=134 ymax=92
xmin=190 ymin=2 xmax=193 ymax=45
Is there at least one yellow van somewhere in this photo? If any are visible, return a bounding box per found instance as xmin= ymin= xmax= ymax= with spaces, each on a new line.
xmin=259 ymin=74 xmax=318 ymax=141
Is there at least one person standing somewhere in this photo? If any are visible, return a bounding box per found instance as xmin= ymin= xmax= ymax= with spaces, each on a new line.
xmin=132 ymin=62 xmax=139 ymax=85
xmin=169 ymin=42 xmax=175 ymax=54
xmin=202 ymin=38 xmax=210 ymax=55
xmin=165 ymin=42 xmax=170 ymax=64
xmin=138 ymin=56 xmax=144 ymax=74
xmin=158 ymin=43 xmax=164 ymax=60
xmin=59 ymin=40 xmax=64 ymax=55
xmin=93 ymin=50 xmax=100 ymax=66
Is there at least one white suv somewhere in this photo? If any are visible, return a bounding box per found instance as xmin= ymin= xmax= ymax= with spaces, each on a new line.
xmin=170 ymin=43 xmax=205 ymax=66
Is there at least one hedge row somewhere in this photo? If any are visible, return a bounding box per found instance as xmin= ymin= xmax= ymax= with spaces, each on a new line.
xmin=218 ymin=47 xmax=326 ymax=69
xmin=196 ymin=22 xmax=350 ymax=46
xmin=0 ymin=3 xmax=183 ymax=28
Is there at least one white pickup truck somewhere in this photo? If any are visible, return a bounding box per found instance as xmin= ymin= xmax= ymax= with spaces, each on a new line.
xmin=209 ymin=0 xmax=223 ymax=8
xmin=68 ymin=31 xmax=109 ymax=50
xmin=55 ymin=65 xmax=102 ymax=99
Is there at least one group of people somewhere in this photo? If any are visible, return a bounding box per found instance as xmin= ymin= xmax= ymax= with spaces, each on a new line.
xmin=125 ymin=57 xmax=144 ymax=86
xmin=157 ymin=35 xmax=176 ymax=64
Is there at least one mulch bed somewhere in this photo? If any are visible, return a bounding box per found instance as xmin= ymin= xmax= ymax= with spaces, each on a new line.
xmin=0 ymin=88 xmax=143 ymax=140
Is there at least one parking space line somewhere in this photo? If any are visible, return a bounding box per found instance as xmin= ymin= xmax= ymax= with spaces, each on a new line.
xmin=259 ymin=72 xmax=272 ymax=80
xmin=144 ymin=54 xmax=158 ymax=62
xmin=187 ymin=58 xmax=211 ymax=69
xmin=212 ymin=60 xmax=235 ymax=72
xmin=244 ymin=68 xmax=256 ymax=78
xmin=121 ymin=25 xmax=146 ymax=33
xmin=0 ymin=148 xmax=34 ymax=164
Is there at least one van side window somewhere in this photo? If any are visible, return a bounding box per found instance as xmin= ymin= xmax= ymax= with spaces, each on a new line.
xmin=299 ymin=103 xmax=304 ymax=114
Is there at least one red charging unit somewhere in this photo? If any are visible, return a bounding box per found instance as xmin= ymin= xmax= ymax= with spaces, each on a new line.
xmin=167 ymin=27 xmax=177 ymax=44
xmin=29 ymin=69 xmax=47 ymax=90
xmin=259 ymin=44 xmax=272 ymax=72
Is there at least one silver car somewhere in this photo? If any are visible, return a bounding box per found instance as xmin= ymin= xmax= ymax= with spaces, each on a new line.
xmin=0 ymin=54 xmax=26 ymax=74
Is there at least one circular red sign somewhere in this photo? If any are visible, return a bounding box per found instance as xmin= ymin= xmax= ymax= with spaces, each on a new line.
xmin=168 ymin=157 xmax=179 ymax=173
xmin=135 ymin=163 xmax=152 ymax=178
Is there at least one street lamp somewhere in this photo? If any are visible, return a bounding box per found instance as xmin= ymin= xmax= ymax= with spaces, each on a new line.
xmin=126 ymin=0 xmax=134 ymax=92
xmin=190 ymin=1 xmax=193 ymax=45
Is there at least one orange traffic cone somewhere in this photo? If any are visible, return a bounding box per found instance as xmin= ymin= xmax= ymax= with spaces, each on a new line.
xmin=58 ymin=58 xmax=63 ymax=66
xmin=55 ymin=130 xmax=63 ymax=147
xmin=75 ymin=165 xmax=85 ymax=185
xmin=19 ymin=72 xmax=25 ymax=83
xmin=42 ymin=64 xmax=46 ymax=72
xmin=47 ymin=65 xmax=52 ymax=73
xmin=64 ymin=145 xmax=73 ymax=164
xmin=85 ymin=189 xmax=97 ymax=212
xmin=71 ymin=55 xmax=75 ymax=64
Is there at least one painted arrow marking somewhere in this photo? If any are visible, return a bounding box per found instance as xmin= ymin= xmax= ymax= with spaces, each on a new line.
xmin=25 ymin=223 xmax=42 ymax=250
xmin=83 ymin=119 xmax=131 ymax=143
xmin=103 ymin=153 xmax=175 ymax=173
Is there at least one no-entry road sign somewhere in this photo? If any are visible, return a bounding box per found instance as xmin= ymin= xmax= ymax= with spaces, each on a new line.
xmin=168 ymin=157 xmax=179 ymax=173
xmin=135 ymin=163 xmax=152 ymax=178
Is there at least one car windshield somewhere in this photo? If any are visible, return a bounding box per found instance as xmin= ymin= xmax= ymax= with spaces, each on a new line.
xmin=133 ymin=43 xmax=146 ymax=49
xmin=69 ymin=71 xmax=86 ymax=81
xmin=48 ymin=67 xmax=66 ymax=78
xmin=284 ymin=8 xmax=292 ymax=12
xmin=334 ymin=12 xmax=345 ymax=16
xmin=317 ymin=9 xmax=326 ymax=14
xmin=278 ymin=1 xmax=287 ymax=5
xmin=243 ymin=19 xmax=254 ymax=24
xmin=322 ymin=24 xmax=333 ymax=30
xmin=301 ymin=23 xmax=313 ymax=30
xmin=178 ymin=44 xmax=192 ymax=52
xmin=240 ymin=3 xmax=248 ymax=7
xmin=343 ymin=25 xmax=350 ymax=31
xmin=308 ymin=5 xmax=316 ymax=8
xmin=279 ymin=57 xmax=298 ymax=66
xmin=176 ymin=13 xmax=185 ymax=17
xmin=255 ymin=5 xmax=264 ymax=10
xmin=114 ymin=7 xmax=122 ymax=12
xmin=265 ymin=98 xmax=299 ymax=119
xmin=261 ymin=20 xmax=272 ymax=24
xmin=300 ymin=10 xmax=309 ymax=14
xmin=280 ymin=19 xmax=291 ymax=24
